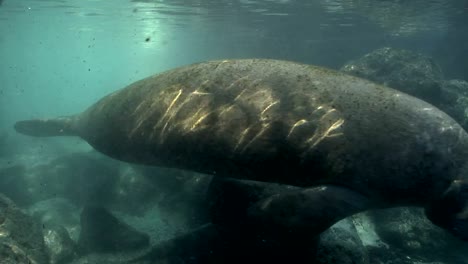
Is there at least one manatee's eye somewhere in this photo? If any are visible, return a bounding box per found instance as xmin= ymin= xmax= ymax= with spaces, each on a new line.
xmin=426 ymin=179 xmax=468 ymax=241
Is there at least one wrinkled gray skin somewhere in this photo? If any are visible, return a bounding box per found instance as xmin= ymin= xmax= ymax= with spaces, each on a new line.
xmin=15 ymin=59 xmax=468 ymax=246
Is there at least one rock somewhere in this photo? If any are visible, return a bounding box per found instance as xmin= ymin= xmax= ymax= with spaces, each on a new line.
xmin=367 ymin=208 xmax=468 ymax=263
xmin=0 ymin=193 xmax=49 ymax=263
xmin=78 ymin=205 xmax=150 ymax=254
xmin=317 ymin=218 xmax=369 ymax=264
xmin=40 ymin=152 xmax=120 ymax=207
xmin=22 ymin=152 xmax=160 ymax=216
xmin=341 ymin=47 xmax=444 ymax=105
xmin=104 ymin=164 xmax=160 ymax=216
xmin=26 ymin=198 xmax=81 ymax=263
xmin=0 ymin=164 xmax=31 ymax=206
xmin=44 ymin=225 xmax=78 ymax=264
xmin=27 ymin=198 xmax=81 ymax=241
xmin=135 ymin=165 xmax=212 ymax=227
xmin=0 ymin=240 xmax=41 ymax=264
xmin=340 ymin=47 xmax=468 ymax=132
xmin=130 ymin=223 xmax=223 ymax=264
xmin=439 ymin=79 xmax=468 ymax=129
xmin=440 ymin=79 xmax=468 ymax=102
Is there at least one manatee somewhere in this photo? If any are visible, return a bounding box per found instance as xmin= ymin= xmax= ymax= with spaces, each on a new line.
xmin=15 ymin=59 xmax=468 ymax=252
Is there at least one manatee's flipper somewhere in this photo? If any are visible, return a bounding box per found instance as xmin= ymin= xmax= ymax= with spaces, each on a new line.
xmin=230 ymin=185 xmax=371 ymax=262
xmin=131 ymin=179 xmax=313 ymax=263
xmin=246 ymin=185 xmax=371 ymax=240
xmin=208 ymin=178 xmax=314 ymax=262
xmin=206 ymin=179 xmax=370 ymax=262
xmin=131 ymin=181 xmax=368 ymax=263
xmin=207 ymin=178 xmax=301 ymax=227
xmin=14 ymin=117 xmax=78 ymax=137
xmin=426 ymin=179 xmax=468 ymax=241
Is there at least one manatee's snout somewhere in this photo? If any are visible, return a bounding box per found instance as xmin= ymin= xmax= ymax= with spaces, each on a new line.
xmin=426 ymin=179 xmax=468 ymax=242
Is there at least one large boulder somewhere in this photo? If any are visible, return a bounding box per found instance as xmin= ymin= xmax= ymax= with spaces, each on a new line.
xmin=27 ymin=198 xmax=81 ymax=264
xmin=78 ymin=205 xmax=150 ymax=254
xmin=341 ymin=47 xmax=468 ymax=132
xmin=0 ymin=151 xmax=162 ymax=215
xmin=317 ymin=218 xmax=369 ymax=264
xmin=0 ymin=164 xmax=31 ymax=206
xmin=341 ymin=47 xmax=444 ymax=106
xmin=44 ymin=225 xmax=78 ymax=264
xmin=134 ymin=166 xmax=212 ymax=228
xmin=439 ymin=79 xmax=468 ymax=129
xmin=367 ymin=208 xmax=468 ymax=263
xmin=36 ymin=152 xmax=121 ymax=207
xmin=27 ymin=198 xmax=81 ymax=239
xmin=0 ymin=193 xmax=49 ymax=264
xmin=0 ymin=152 xmax=119 ymax=208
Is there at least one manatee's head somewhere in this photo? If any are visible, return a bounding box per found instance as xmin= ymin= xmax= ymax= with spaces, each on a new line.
xmin=425 ymin=179 xmax=468 ymax=242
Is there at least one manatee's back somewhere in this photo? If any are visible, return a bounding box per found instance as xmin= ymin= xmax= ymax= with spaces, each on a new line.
xmin=14 ymin=59 xmax=468 ymax=192
xmin=61 ymin=59 xmax=447 ymax=185
xmin=15 ymin=59 xmax=353 ymax=172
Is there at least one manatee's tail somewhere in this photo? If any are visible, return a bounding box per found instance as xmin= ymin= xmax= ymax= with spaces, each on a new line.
xmin=14 ymin=117 xmax=78 ymax=137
